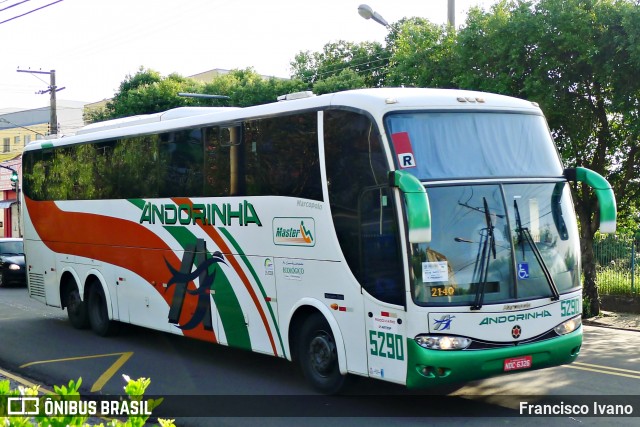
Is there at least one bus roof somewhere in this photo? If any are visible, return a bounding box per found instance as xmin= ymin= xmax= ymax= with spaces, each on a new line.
xmin=25 ymin=88 xmax=542 ymax=152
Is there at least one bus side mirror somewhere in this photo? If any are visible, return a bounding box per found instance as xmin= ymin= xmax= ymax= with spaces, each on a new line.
xmin=389 ymin=170 xmax=431 ymax=243
xmin=564 ymin=167 xmax=617 ymax=234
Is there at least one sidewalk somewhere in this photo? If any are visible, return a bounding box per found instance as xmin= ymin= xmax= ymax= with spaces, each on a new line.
xmin=583 ymin=310 xmax=640 ymax=331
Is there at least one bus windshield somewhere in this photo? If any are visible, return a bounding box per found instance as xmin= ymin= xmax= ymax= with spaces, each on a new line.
xmin=410 ymin=182 xmax=580 ymax=306
xmin=385 ymin=112 xmax=563 ymax=179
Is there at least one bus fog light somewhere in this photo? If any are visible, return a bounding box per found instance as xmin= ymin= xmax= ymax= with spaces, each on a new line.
xmin=554 ymin=316 xmax=581 ymax=335
xmin=415 ymin=335 xmax=472 ymax=350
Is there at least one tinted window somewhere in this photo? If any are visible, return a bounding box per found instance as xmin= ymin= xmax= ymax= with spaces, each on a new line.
xmin=324 ymin=109 xmax=403 ymax=305
xmin=23 ymin=112 xmax=323 ymax=202
xmin=243 ymin=113 xmax=322 ymax=200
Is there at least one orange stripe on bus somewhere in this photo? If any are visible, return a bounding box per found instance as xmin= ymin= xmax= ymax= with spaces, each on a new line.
xmin=25 ymin=198 xmax=217 ymax=343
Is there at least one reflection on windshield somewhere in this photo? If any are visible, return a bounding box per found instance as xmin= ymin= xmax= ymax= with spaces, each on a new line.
xmin=411 ymin=183 xmax=580 ymax=306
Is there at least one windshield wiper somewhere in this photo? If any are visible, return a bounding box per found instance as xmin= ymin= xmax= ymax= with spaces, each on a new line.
xmin=471 ymin=198 xmax=496 ymax=310
xmin=514 ymin=199 xmax=560 ymax=301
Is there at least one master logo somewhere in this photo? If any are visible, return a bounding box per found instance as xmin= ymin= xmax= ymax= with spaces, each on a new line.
xmin=273 ymin=217 xmax=315 ymax=247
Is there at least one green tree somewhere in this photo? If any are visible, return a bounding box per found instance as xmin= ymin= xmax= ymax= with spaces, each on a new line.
xmin=202 ymin=68 xmax=307 ymax=107
xmin=312 ymin=69 xmax=367 ymax=95
xmin=385 ymin=17 xmax=458 ymax=88
xmin=85 ymin=68 xmax=309 ymax=123
xmin=290 ymin=40 xmax=389 ymax=88
xmin=452 ymin=0 xmax=640 ymax=315
xmin=84 ymin=67 xmax=198 ymax=123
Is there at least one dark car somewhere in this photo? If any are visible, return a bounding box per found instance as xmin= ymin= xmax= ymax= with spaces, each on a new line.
xmin=0 ymin=238 xmax=26 ymax=287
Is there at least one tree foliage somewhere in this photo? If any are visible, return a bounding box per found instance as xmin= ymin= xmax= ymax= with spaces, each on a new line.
xmin=385 ymin=17 xmax=458 ymax=88
xmin=290 ymin=40 xmax=388 ymax=88
xmin=84 ymin=68 xmax=308 ymax=123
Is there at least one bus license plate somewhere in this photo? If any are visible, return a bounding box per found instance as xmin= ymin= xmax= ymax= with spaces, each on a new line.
xmin=504 ymin=356 xmax=532 ymax=372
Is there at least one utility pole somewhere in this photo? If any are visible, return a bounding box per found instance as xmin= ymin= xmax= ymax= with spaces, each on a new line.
xmin=448 ymin=0 xmax=455 ymax=28
xmin=16 ymin=68 xmax=66 ymax=136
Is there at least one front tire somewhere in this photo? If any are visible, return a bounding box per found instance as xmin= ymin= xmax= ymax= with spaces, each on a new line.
xmin=297 ymin=313 xmax=347 ymax=394
xmin=87 ymin=283 xmax=118 ymax=336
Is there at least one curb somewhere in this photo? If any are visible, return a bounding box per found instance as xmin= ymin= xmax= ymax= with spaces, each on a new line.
xmin=582 ymin=319 xmax=640 ymax=333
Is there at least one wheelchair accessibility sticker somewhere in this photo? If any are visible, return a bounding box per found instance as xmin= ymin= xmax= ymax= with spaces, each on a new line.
xmin=518 ymin=262 xmax=529 ymax=279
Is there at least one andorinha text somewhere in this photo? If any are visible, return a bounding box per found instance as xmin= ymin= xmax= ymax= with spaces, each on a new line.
xmin=139 ymin=201 xmax=262 ymax=226
xmin=479 ymin=310 xmax=551 ymax=325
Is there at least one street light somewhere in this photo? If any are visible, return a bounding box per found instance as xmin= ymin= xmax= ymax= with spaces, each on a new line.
xmin=357 ymin=4 xmax=389 ymax=28
xmin=358 ymin=2 xmax=455 ymax=28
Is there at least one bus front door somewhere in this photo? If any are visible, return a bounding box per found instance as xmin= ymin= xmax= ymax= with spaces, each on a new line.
xmin=360 ymin=186 xmax=409 ymax=384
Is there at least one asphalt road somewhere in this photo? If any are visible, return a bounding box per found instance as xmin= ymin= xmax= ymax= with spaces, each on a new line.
xmin=1 ymin=286 xmax=639 ymax=426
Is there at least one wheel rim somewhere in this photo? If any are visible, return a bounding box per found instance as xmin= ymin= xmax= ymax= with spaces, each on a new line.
xmin=308 ymin=332 xmax=336 ymax=377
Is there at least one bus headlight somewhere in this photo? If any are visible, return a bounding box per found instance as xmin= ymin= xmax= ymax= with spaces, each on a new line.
xmin=415 ymin=335 xmax=472 ymax=350
xmin=554 ymin=316 xmax=581 ymax=336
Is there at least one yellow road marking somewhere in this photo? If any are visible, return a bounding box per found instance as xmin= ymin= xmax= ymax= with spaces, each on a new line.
xmin=20 ymin=351 xmax=133 ymax=392
xmin=565 ymin=362 xmax=640 ymax=380
xmin=573 ymin=361 xmax=640 ymax=375
xmin=90 ymin=352 xmax=133 ymax=392
xmin=0 ymin=368 xmax=52 ymax=393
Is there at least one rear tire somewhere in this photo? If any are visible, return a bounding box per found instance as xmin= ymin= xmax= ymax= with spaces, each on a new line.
xmin=65 ymin=286 xmax=89 ymax=329
xmin=297 ymin=313 xmax=347 ymax=394
xmin=87 ymin=283 xmax=118 ymax=336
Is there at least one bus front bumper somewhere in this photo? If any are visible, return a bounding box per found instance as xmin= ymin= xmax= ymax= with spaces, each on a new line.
xmin=405 ymin=328 xmax=582 ymax=389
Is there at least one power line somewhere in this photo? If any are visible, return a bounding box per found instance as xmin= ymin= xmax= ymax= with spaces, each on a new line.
xmin=0 ymin=0 xmax=32 ymax=13
xmin=0 ymin=0 xmax=64 ymax=26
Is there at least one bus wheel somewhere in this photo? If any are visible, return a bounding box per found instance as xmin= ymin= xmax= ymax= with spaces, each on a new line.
xmin=87 ymin=283 xmax=118 ymax=337
xmin=65 ymin=286 xmax=89 ymax=329
xmin=297 ymin=313 xmax=347 ymax=394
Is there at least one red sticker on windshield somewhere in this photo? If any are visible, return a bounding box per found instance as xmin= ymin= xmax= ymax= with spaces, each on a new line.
xmin=391 ymin=132 xmax=416 ymax=169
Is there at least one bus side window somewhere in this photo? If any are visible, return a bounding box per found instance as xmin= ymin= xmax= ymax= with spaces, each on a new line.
xmin=158 ymin=129 xmax=204 ymax=198
xmin=203 ymin=126 xmax=234 ymax=197
xmin=242 ymin=113 xmax=322 ymax=201
xmin=324 ymin=109 xmax=404 ymax=306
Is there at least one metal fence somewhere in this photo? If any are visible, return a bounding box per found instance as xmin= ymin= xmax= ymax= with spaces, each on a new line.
xmin=593 ymin=234 xmax=639 ymax=296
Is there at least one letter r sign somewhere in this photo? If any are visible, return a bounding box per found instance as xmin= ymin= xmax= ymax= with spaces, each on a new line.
xmin=391 ymin=132 xmax=417 ymax=169
xmin=398 ymin=153 xmax=416 ymax=168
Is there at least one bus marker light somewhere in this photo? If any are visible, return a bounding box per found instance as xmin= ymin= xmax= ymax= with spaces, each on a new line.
xmin=330 ymin=303 xmax=339 ymax=310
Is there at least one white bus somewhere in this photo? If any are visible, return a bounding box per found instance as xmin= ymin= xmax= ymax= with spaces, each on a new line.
xmin=22 ymin=88 xmax=616 ymax=394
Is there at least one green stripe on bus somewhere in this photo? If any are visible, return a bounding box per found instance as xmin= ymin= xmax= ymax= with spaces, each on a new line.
xmin=128 ymin=199 xmax=146 ymax=210
xmin=219 ymin=227 xmax=286 ymax=358
xmin=165 ymin=226 xmax=252 ymax=351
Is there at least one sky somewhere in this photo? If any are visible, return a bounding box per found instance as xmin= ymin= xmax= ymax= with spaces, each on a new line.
xmin=0 ymin=0 xmax=498 ymax=111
